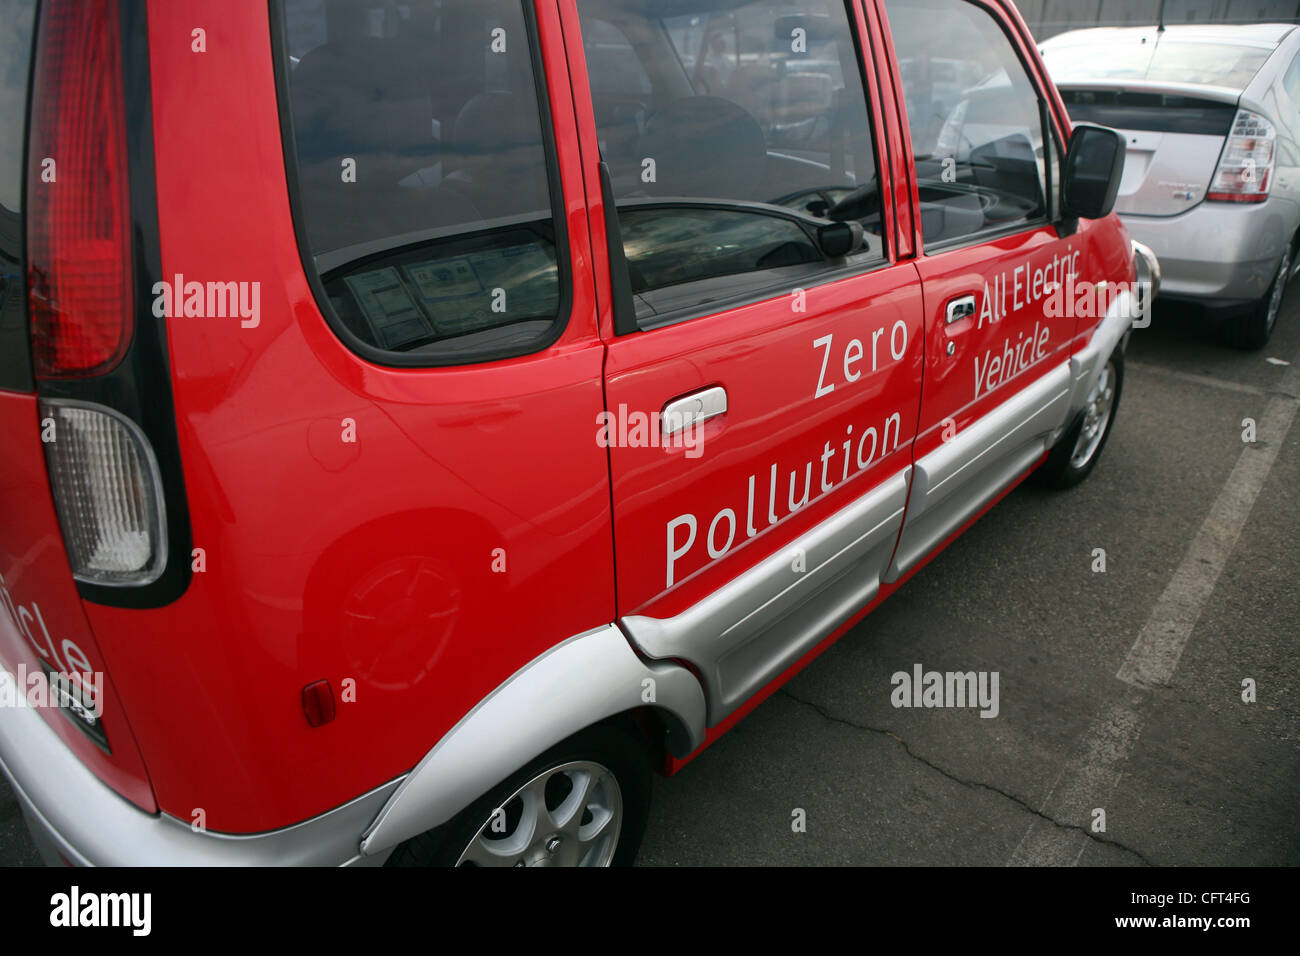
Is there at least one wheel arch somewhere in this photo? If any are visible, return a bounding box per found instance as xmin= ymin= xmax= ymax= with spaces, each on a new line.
xmin=1059 ymin=283 xmax=1137 ymax=441
xmin=358 ymin=624 xmax=706 ymax=858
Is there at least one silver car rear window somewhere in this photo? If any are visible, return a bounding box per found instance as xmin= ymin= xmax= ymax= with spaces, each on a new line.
xmin=1044 ymin=41 xmax=1270 ymax=90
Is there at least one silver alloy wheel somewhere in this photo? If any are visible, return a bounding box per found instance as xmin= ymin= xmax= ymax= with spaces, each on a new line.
xmin=1265 ymin=244 xmax=1293 ymax=334
xmin=456 ymin=760 xmax=623 ymax=867
xmin=1069 ymin=361 xmax=1116 ymax=470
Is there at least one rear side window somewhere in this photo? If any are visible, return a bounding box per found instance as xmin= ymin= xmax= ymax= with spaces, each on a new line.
xmin=575 ymin=0 xmax=886 ymax=326
xmin=276 ymin=0 xmax=566 ymax=364
xmin=885 ymin=0 xmax=1050 ymax=249
xmin=0 ymin=0 xmax=37 ymax=392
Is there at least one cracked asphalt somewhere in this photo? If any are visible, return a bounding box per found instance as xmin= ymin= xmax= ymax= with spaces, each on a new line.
xmin=3 ymin=294 xmax=1298 ymax=867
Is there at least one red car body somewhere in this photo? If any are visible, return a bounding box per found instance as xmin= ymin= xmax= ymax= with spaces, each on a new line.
xmin=0 ymin=0 xmax=1147 ymax=865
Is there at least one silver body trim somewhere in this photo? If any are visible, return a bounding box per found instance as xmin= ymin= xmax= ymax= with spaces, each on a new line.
xmin=1131 ymin=239 xmax=1161 ymax=327
xmin=885 ymin=362 xmax=1071 ymax=583
xmin=621 ymin=467 xmax=911 ymax=724
xmin=662 ymin=386 xmax=727 ymax=435
xmin=1065 ymin=286 xmax=1137 ymax=422
xmin=946 ymin=294 xmax=977 ymax=324
xmin=359 ymin=624 xmax=706 ymax=856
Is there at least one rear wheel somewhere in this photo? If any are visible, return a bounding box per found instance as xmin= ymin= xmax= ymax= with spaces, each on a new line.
xmin=1036 ymin=349 xmax=1123 ymax=490
xmin=1225 ymin=239 xmax=1294 ymax=350
xmin=386 ymin=722 xmax=651 ymax=867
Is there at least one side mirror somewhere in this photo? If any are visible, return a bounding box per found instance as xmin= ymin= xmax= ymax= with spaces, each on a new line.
xmin=816 ymin=220 xmax=865 ymax=258
xmin=1062 ymin=124 xmax=1126 ymax=220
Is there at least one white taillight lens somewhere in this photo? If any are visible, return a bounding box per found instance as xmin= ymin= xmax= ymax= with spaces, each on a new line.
xmin=1208 ymin=109 xmax=1275 ymax=203
xmin=39 ymin=400 xmax=166 ymax=585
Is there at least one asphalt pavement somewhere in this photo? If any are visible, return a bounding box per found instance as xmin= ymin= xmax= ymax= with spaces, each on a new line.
xmin=638 ymin=295 xmax=1300 ymax=866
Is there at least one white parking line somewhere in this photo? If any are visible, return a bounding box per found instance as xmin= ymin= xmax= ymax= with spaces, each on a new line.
xmin=1009 ymin=361 xmax=1300 ymax=866
xmin=1007 ymin=690 xmax=1145 ymax=866
xmin=1119 ymin=365 xmax=1300 ymax=687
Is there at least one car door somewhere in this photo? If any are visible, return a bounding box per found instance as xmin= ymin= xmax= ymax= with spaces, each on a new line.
xmin=559 ymin=0 xmax=924 ymax=727
xmin=878 ymin=0 xmax=1076 ymax=582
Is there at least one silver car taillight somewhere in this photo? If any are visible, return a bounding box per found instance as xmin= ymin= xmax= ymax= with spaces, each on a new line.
xmin=1208 ymin=109 xmax=1275 ymax=203
xmin=39 ymin=400 xmax=167 ymax=586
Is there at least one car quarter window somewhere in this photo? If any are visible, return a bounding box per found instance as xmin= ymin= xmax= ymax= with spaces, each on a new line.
xmin=277 ymin=0 xmax=565 ymax=364
xmin=574 ymin=0 xmax=886 ymax=327
xmin=884 ymin=0 xmax=1050 ymax=249
xmin=1284 ymin=53 xmax=1300 ymax=110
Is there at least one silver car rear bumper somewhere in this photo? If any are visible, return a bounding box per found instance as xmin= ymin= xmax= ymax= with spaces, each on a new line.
xmin=1120 ymin=198 xmax=1296 ymax=306
xmin=0 ymin=658 xmax=399 ymax=866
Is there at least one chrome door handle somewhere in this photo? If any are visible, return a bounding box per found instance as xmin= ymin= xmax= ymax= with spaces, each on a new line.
xmin=945 ymin=294 xmax=976 ymax=324
xmin=661 ymin=386 xmax=727 ymax=436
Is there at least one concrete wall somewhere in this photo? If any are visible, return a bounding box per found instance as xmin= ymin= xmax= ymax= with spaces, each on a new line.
xmin=1014 ymin=0 xmax=1300 ymax=40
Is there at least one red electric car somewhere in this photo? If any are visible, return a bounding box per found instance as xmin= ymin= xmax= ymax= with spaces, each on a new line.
xmin=0 ymin=0 xmax=1153 ymax=866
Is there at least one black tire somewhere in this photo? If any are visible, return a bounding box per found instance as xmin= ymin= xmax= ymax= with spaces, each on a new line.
xmin=1224 ymin=239 xmax=1294 ymax=350
xmin=1036 ymin=348 xmax=1124 ymax=490
xmin=386 ymin=720 xmax=651 ymax=867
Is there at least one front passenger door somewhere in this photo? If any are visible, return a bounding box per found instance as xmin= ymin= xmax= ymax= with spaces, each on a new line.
xmin=881 ymin=0 xmax=1076 ymax=582
xmin=563 ymin=0 xmax=925 ymax=727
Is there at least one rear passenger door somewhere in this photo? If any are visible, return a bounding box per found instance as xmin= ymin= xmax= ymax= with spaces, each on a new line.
xmin=880 ymin=0 xmax=1075 ymax=582
xmin=562 ymin=0 xmax=924 ymax=726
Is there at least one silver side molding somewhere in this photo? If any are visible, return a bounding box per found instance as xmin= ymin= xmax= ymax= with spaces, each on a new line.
xmin=359 ymin=624 xmax=706 ymax=856
xmin=1064 ymin=286 xmax=1137 ymax=428
xmin=885 ymin=362 xmax=1071 ymax=583
xmin=1131 ymin=239 xmax=1160 ymax=326
xmin=621 ymin=467 xmax=912 ymax=725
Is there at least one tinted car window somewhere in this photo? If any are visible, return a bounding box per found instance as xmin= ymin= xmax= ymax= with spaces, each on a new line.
xmin=1285 ymin=54 xmax=1300 ymax=109
xmin=620 ymin=204 xmax=822 ymax=295
xmin=584 ymin=18 xmax=652 ymax=97
xmin=576 ymin=0 xmax=885 ymax=324
xmin=278 ymin=0 xmax=564 ymax=361
xmin=0 ymin=0 xmax=37 ymax=391
xmin=0 ymin=0 xmax=34 ymax=220
xmin=886 ymin=0 xmax=1048 ymax=248
xmin=1060 ymin=90 xmax=1236 ymax=137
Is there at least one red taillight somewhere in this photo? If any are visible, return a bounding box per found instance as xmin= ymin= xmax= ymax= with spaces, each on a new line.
xmin=1206 ymin=109 xmax=1275 ymax=205
xmin=26 ymin=0 xmax=131 ymax=379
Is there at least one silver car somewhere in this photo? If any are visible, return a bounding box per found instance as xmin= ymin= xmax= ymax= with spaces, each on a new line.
xmin=1040 ymin=23 xmax=1300 ymax=348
